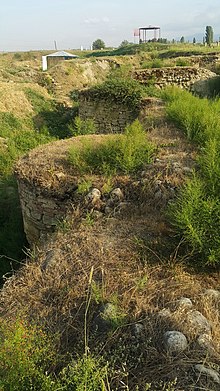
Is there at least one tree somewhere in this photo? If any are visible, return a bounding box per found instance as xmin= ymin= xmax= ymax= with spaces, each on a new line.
xmin=119 ymin=40 xmax=131 ymax=48
xmin=193 ymin=37 xmax=196 ymax=44
xmin=205 ymin=26 xmax=214 ymax=46
xmin=92 ymin=39 xmax=105 ymax=50
xmin=180 ymin=36 xmax=185 ymax=43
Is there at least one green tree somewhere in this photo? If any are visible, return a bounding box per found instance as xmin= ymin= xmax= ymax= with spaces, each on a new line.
xmin=180 ymin=36 xmax=185 ymax=43
xmin=92 ymin=39 xmax=105 ymax=50
xmin=205 ymin=26 xmax=214 ymax=46
xmin=119 ymin=40 xmax=131 ymax=48
xmin=193 ymin=37 xmax=196 ymax=44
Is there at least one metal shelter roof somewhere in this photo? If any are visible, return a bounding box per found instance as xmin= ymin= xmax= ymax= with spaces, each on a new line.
xmin=46 ymin=51 xmax=78 ymax=58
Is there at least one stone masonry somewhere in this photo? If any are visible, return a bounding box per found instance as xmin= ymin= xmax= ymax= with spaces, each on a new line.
xmin=78 ymin=67 xmax=216 ymax=133
xmin=133 ymin=66 xmax=216 ymax=89
xmin=78 ymin=95 xmax=137 ymax=134
xmin=17 ymin=179 xmax=70 ymax=244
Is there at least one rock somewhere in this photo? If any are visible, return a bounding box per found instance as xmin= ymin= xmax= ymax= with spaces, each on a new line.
xmin=132 ymin=323 xmax=144 ymax=338
xmin=93 ymin=303 xmax=118 ymax=332
xmin=158 ymin=308 xmax=172 ymax=319
xmin=176 ymin=297 xmax=193 ymax=310
xmin=86 ymin=188 xmax=101 ymax=205
xmin=110 ymin=188 xmax=124 ymax=202
xmin=195 ymin=364 xmax=220 ymax=384
xmin=204 ymin=289 xmax=220 ymax=301
xmin=41 ymin=249 xmax=62 ymax=271
xmin=197 ymin=333 xmax=215 ymax=353
xmin=163 ymin=330 xmax=188 ymax=354
xmin=186 ymin=310 xmax=211 ymax=335
xmin=182 ymin=166 xmax=193 ymax=175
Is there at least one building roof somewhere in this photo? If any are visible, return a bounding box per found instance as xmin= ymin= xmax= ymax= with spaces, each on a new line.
xmin=46 ymin=51 xmax=78 ymax=58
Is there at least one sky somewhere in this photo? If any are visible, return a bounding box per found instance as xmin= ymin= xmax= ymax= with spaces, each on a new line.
xmin=0 ymin=0 xmax=220 ymax=51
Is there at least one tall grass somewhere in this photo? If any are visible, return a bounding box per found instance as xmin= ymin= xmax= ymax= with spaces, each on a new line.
xmin=164 ymin=87 xmax=220 ymax=266
xmin=68 ymin=120 xmax=154 ymax=175
xmin=162 ymin=87 xmax=220 ymax=143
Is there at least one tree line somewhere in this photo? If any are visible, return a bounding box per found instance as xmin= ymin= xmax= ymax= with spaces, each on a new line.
xmin=92 ymin=26 xmax=216 ymax=51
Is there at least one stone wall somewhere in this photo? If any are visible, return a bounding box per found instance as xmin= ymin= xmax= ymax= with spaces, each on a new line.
xmin=133 ymin=66 xmax=216 ymax=89
xmin=78 ymin=67 xmax=216 ymax=133
xmin=78 ymin=93 xmax=137 ymax=133
xmin=17 ymin=180 xmax=71 ymax=244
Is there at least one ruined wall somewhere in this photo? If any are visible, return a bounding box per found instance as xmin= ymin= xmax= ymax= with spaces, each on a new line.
xmin=78 ymin=67 xmax=216 ymax=132
xmin=78 ymin=94 xmax=137 ymax=133
xmin=133 ymin=66 xmax=216 ymax=89
xmin=15 ymin=138 xmax=80 ymax=245
xmin=17 ymin=180 xmax=70 ymax=244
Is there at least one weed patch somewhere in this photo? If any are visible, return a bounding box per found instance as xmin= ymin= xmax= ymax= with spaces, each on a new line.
xmin=68 ymin=120 xmax=154 ymax=175
xmin=164 ymin=87 xmax=220 ymax=266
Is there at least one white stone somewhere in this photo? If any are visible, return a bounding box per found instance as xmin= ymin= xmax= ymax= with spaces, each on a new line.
xmin=86 ymin=188 xmax=101 ymax=204
xmin=195 ymin=364 xmax=220 ymax=384
xmin=204 ymin=289 xmax=220 ymax=301
xmin=163 ymin=330 xmax=188 ymax=354
xmin=110 ymin=188 xmax=124 ymax=202
xmin=176 ymin=297 xmax=193 ymax=310
xmin=197 ymin=333 xmax=215 ymax=352
xmin=186 ymin=310 xmax=211 ymax=335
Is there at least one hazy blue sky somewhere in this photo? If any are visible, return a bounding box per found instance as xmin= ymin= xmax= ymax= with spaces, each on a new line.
xmin=1 ymin=0 xmax=219 ymax=51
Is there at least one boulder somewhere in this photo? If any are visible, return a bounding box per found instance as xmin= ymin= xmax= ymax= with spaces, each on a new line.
xmin=163 ymin=330 xmax=188 ymax=354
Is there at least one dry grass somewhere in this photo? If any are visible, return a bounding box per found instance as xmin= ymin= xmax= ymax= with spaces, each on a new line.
xmin=1 ymin=213 xmax=220 ymax=389
xmin=0 ymin=82 xmax=52 ymax=118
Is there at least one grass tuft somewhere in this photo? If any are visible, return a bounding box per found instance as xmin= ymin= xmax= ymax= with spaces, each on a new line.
xmin=68 ymin=120 xmax=155 ymax=175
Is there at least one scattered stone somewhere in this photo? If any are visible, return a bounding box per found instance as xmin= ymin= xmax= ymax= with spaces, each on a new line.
xmin=158 ymin=308 xmax=172 ymax=319
xmin=204 ymin=289 xmax=220 ymax=301
xmin=55 ymin=172 xmax=66 ymax=181
xmin=195 ymin=364 xmax=220 ymax=384
xmin=163 ymin=330 xmax=188 ymax=354
xmin=86 ymin=188 xmax=101 ymax=205
xmin=110 ymin=188 xmax=124 ymax=202
xmin=197 ymin=333 xmax=215 ymax=353
xmin=176 ymin=297 xmax=193 ymax=310
xmin=182 ymin=166 xmax=193 ymax=175
xmin=41 ymin=249 xmax=62 ymax=271
xmin=93 ymin=303 xmax=117 ymax=332
xmin=132 ymin=323 xmax=144 ymax=338
xmin=186 ymin=310 xmax=211 ymax=335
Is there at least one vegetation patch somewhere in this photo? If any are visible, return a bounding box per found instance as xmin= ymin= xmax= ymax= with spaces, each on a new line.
xmin=164 ymin=87 xmax=220 ymax=266
xmin=68 ymin=120 xmax=155 ymax=175
xmin=87 ymin=76 xmax=145 ymax=111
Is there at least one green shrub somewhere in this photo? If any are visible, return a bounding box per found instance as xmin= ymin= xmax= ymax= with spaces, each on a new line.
xmin=88 ymin=77 xmax=145 ymax=111
xmin=199 ymin=138 xmax=220 ymax=196
xmin=162 ymin=87 xmax=220 ymax=143
xmin=39 ymin=103 xmax=79 ymax=139
xmin=169 ymin=177 xmax=220 ymax=266
xmin=175 ymin=58 xmax=190 ymax=66
xmin=164 ymin=87 xmax=220 ymax=266
xmin=60 ymin=354 xmax=109 ymax=391
xmin=0 ymin=318 xmax=59 ymax=390
xmin=68 ymin=120 xmax=154 ymax=175
xmin=72 ymin=116 xmax=96 ymax=136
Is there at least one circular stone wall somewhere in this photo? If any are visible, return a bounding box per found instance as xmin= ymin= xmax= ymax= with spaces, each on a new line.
xmin=15 ymin=135 xmax=108 ymax=245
